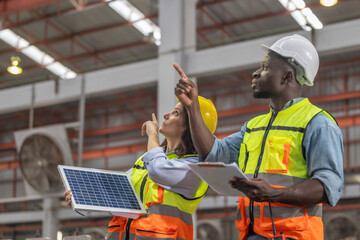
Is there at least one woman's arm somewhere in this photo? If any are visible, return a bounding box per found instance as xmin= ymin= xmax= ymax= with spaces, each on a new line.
xmin=142 ymin=148 xmax=202 ymax=198
xmin=141 ymin=113 xmax=160 ymax=151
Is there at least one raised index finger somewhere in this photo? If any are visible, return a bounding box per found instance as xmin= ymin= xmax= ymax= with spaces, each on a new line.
xmin=173 ymin=63 xmax=188 ymax=79
xmin=152 ymin=113 xmax=158 ymax=123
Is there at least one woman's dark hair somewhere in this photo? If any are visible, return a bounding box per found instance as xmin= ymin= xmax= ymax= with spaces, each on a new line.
xmin=160 ymin=105 xmax=196 ymax=158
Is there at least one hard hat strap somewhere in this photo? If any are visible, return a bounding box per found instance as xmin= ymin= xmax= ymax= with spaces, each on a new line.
xmin=285 ymin=57 xmax=309 ymax=86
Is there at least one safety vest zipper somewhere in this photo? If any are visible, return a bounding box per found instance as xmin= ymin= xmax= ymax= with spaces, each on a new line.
xmin=125 ymin=219 xmax=133 ymax=240
xmin=248 ymin=112 xmax=277 ymax=234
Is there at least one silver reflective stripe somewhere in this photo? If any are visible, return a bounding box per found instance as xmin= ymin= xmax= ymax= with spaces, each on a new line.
xmin=236 ymin=206 xmax=260 ymax=220
xmin=129 ymin=233 xmax=136 ymax=240
xmin=263 ymin=205 xmax=305 ymax=218
xmin=147 ymin=204 xmax=193 ymax=226
xmin=253 ymin=206 xmax=260 ymax=218
xmin=257 ymin=172 xmax=306 ymax=187
xmin=244 ymin=206 xmax=251 ymax=219
xmin=106 ymin=232 xmax=119 ymax=240
xmin=306 ymin=205 xmax=322 ymax=217
xmin=235 ymin=209 xmax=242 ymax=220
xmin=238 ymin=203 xmax=321 ymax=220
xmin=245 ymin=173 xmax=253 ymax=179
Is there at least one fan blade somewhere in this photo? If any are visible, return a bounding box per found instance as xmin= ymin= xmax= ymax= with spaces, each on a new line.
xmin=20 ymin=134 xmax=67 ymax=193
xmin=42 ymin=163 xmax=62 ymax=191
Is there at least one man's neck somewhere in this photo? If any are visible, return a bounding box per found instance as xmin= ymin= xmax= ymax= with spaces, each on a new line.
xmin=270 ymin=96 xmax=299 ymax=113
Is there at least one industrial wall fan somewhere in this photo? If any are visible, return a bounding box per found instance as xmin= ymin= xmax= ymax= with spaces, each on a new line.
xmin=197 ymin=219 xmax=223 ymax=240
xmin=82 ymin=227 xmax=107 ymax=240
xmin=14 ymin=124 xmax=73 ymax=196
xmin=325 ymin=216 xmax=358 ymax=240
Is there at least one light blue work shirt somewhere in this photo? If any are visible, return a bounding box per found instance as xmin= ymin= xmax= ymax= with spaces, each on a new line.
xmin=204 ymin=97 xmax=344 ymax=206
xmin=139 ymin=147 xmax=203 ymax=198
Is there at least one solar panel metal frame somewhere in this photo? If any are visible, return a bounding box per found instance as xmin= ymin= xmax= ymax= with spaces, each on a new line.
xmin=58 ymin=165 xmax=146 ymax=216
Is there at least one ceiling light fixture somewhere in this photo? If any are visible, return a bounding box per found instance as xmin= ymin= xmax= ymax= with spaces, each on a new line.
xmin=0 ymin=29 xmax=77 ymax=79
xmin=320 ymin=0 xmax=338 ymax=7
xmin=7 ymin=56 xmax=23 ymax=75
xmin=278 ymin=0 xmax=323 ymax=31
xmin=105 ymin=0 xmax=161 ymax=46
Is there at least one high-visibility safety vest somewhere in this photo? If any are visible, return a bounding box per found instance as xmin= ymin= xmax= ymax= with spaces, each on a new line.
xmin=235 ymin=98 xmax=337 ymax=240
xmin=107 ymin=152 xmax=208 ymax=240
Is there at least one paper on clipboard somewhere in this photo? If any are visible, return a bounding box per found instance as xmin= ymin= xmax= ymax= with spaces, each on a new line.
xmin=188 ymin=162 xmax=248 ymax=196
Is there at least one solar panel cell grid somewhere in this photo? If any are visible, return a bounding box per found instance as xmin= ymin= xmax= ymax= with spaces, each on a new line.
xmin=63 ymin=168 xmax=141 ymax=210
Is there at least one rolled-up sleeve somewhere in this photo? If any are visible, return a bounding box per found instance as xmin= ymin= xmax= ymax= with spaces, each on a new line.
xmin=142 ymin=147 xmax=203 ymax=198
xmin=204 ymin=123 xmax=247 ymax=164
xmin=305 ymin=113 xmax=344 ymax=206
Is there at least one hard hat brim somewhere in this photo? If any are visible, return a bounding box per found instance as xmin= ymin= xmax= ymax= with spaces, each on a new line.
xmin=260 ymin=44 xmax=271 ymax=52
xmin=261 ymin=44 xmax=283 ymax=58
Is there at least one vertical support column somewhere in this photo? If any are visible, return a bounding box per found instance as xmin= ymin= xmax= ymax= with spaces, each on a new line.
xmin=43 ymin=197 xmax=59 ymax=240
xmin=77 ymin=74 xmax=86 ymax=167
xmin=158 ymin=0 xmax=197 ymax=136
xmin=158 ymin=1 xmax=198 ymax=238
xmin=29 ymin=84 xmax=35 ymax=129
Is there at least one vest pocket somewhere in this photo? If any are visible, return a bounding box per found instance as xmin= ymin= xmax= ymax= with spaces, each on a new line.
xmin=133 ymin=215 xmax=177 ymax=238
xmin=240 ymin=137 xmax=261 ymax=173
xmin=108 ymin=216 xmax=127 ymax=232
xmin=144 ymin=180 xmax=164 ymax=208
xmin=264 ymin=135 xmax=292 ymax=174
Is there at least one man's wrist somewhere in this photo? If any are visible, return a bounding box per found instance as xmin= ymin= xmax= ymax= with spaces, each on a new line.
xmin=188 ymin=99 xmax=201 ymax=115
xmin=270 ymin=187 xmax=290 ymax=203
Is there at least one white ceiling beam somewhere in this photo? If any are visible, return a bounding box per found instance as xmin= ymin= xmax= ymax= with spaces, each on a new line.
xmin=185 ymin=33 xmax=292 ymax=77
xmin=315 ymin=19 xmax=360 ymax=55
xmin=0 ymin=59 xmax=158 ymax=114
xmin=0 ymin=19 xmax=359 ymax=114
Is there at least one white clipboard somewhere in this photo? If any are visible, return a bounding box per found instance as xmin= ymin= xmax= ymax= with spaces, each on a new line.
xmin=188 ymin=162 xmax=248 ymax=196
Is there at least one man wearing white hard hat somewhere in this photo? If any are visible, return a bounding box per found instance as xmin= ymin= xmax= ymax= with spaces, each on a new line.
xmin=174 ymin=34 xmax=344 ymax=240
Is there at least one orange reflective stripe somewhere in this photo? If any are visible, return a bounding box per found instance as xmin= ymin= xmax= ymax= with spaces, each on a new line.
xmin=146 ymin=186 xmax=164 ymax=208
xmin=108 ymin=216 xmax=127 ymax=232
xmin=266 ymin=142 xmax=290 ymax=173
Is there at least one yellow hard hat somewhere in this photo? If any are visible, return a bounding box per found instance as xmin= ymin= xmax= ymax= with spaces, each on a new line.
xmin=176 ymin=96 xmax=218 ymax=133
xmin=198 ymin=96 xmax=218 ymax=134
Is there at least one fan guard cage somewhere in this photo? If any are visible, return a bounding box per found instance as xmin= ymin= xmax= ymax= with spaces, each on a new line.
xmin=19 ymin=133 xmax=64 ymax=193
xmin=14 ymin=125 xmax=74 ymax=195
xmin=197 ymin=219 xmax=223 ymax=240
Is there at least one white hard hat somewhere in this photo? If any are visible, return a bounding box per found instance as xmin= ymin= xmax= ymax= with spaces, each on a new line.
xmin=261 ymin=34 xmax=319 ymax=86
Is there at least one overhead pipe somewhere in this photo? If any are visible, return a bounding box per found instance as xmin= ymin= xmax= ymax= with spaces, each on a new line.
xmin=0 ymin=0 xmax=63 ymax=17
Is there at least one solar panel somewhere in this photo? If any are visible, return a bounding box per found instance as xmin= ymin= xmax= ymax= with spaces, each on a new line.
xmin=58 ymin=165 xmax=146 ymax=218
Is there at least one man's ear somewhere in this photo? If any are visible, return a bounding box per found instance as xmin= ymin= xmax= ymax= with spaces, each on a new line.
xmin=281 ymin=70 xmax=294 ymax=84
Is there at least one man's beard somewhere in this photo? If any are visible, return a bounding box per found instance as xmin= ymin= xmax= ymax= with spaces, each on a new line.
xmin=253 ymin=91 xmax=271 ymax=99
